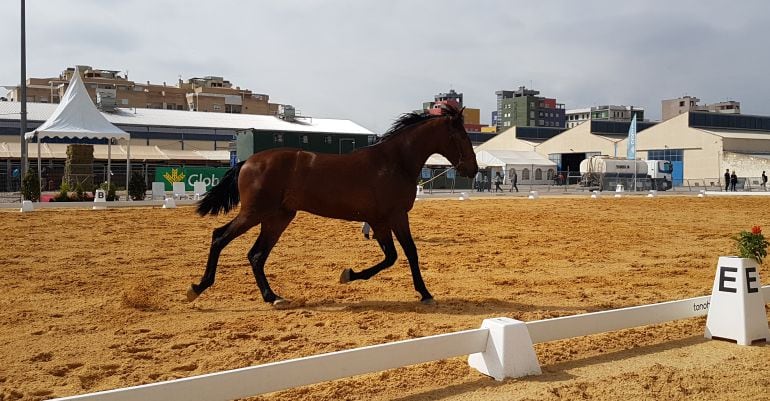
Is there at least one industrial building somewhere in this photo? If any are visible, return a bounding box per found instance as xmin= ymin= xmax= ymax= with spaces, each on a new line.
xmin=0 ymin=101 xmax=374 ymax=191
xmin=481 ymin=111 xmax=770 ymax=188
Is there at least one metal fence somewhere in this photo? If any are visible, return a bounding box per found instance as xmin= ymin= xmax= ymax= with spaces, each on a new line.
xmin=0 ymin=160 xmax=228 ymax=202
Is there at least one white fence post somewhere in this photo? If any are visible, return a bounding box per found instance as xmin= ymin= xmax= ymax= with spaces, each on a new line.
xmin=467 ymin=317 xmax=541 ymax=380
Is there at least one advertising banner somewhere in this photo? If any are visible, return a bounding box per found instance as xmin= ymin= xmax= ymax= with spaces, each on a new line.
xmin=155 ymin=167 xmax=229 ymax=191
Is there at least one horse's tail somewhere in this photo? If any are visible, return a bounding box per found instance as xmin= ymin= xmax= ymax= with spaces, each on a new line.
xmin=196 ymin=161 xmax=245 ymax=216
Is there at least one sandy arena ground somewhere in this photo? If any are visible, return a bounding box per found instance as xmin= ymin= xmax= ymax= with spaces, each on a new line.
xmin=1 ymin=196 xmax=769 ymax=401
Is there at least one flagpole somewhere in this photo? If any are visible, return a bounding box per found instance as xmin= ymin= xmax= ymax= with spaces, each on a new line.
xmin=20 ymin=0 xmax=28 ymax=180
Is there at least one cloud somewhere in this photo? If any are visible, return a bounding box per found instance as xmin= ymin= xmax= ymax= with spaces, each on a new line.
xmin=2 ymin=0 xmax=770 ymax=133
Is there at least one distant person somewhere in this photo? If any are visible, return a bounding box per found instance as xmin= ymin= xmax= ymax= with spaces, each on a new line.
xmin=494 ymin=172 xmax=503 ymax=192
xmin=724 ymin=169 xmax=730 ymax=191
xmin=510 ymin=171 xmax=519 ymax=192
xmin=361 ymin=222 xmax=371 ymax=239
xmin=762 ymin=171 xmax=767 ymax=191
xmin=730 ymin=171 xmax=738 ymax=191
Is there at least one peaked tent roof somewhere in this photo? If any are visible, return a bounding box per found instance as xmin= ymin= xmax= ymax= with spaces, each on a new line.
xmin=476 ymin=150 xmax=556 ymax=167
xmin=24 ymin=71 xmax=129 ymax=141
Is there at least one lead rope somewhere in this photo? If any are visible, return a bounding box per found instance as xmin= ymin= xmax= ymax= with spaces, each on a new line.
xmin=419 ymin=167 xmax=455 ymax=186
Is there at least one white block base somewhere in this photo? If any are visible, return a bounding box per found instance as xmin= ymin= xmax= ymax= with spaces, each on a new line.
xmin=591 ymin=191 xmax=601 ymax=199
xmin=20 ymin=200 xmax=34 ymax=213
xmin=468 ymin=317 xmax=541 ymax=380
xmin=458 ymin=192 xmax=469 ymax=201
xmin=163 ymin=197 xmax=177 ymax=209
xmin=705 ymin=256 xmax=770 ymax=345
xmin=528 ymin=191 xmax=539 ymax=199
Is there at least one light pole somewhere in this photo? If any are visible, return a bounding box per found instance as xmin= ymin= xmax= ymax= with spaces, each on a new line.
xmin=20 ymin=0 xmax=28 ymax=178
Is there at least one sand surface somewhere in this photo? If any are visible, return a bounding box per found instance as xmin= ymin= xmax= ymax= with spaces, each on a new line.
xmin=1 ymin=196 xmax=769 ymax=401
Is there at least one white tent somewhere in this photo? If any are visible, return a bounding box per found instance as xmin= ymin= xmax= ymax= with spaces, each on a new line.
xmin=476 ymin=150 xmax=557 ymax=184
xmin=24 ymin=69 xmax=130 ymax=196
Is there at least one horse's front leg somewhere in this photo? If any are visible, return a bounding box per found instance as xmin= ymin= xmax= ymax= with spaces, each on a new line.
xmin=340 ymin=227 xmax=397 ymax=283
xmin=391 ymin=213 xmax=433 ymax=304
xmin=248 ymin=211 xmax=295 ymax=308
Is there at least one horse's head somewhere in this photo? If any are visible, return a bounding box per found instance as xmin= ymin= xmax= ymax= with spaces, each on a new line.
xmin=436 ymin=105 xmax=478 ymax=178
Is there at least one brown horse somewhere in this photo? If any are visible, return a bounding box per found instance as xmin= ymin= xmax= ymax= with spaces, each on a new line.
xmin=188 ymin=105 xmax=478 ymax=307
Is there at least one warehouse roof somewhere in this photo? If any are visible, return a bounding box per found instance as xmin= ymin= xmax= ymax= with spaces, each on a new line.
xmin=0 ymin=101 xmax=374 ymax=135
xmin=695 ymin=128 xmax=770 ymax=140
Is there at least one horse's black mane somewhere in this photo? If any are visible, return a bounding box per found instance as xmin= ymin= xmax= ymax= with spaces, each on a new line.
xmin=376 ymin=105 xmax=463 ymax=144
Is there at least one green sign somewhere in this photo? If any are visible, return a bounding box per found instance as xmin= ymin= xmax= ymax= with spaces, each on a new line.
xmin=155 ymin=167 xmax=229 ymax=191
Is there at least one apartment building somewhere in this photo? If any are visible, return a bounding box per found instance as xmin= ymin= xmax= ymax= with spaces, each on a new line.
xmin=565 ymin=105 xmax=645 ymax=128
xmin=4 ymin=65 xmax=280 ymax=115
xmin=662 ymin=95 xmax=740 ymax=121
xmin=495 ymin=86 xmax=565 ymax=131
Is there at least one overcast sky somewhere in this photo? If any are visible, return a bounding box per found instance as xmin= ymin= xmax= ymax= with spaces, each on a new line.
xmin=1 ymin=1 xmax=769 ymax=133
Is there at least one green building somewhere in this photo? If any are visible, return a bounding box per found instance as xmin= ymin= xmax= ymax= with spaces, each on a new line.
xmin=236 ymin=129 xmax=376 ymax=160
xmin=495 ymin=86 xmax=566 ymax=131
xmin=235 ymin=115 xmax=376 ymax=161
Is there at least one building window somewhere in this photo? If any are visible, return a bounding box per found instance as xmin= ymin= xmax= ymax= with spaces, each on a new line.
xmin=273 ymin=133 xmax=283 ymax=144
xmin=367 ymin=135 xmax=376 ymax=145
xmin=535 ymin=168 xmax=542 ymax=180
xmin=522 ymin=168 xmax=530 ymax=180
xmin=302 ymin=135 xmax=309 ymax=144
xmin=647 ymin=149 xmax=683 ymax=162
xmin=323 ymin=135 xmax=332 ymax=144
xmin=547 ymin=169 xmax=555 ymax=180
xmin=213 ymin=104 xmax=222 ymax=111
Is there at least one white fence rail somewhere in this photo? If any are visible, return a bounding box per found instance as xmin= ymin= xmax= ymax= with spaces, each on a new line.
xmin=53 ymin=286 xmax=770 ymax=401
xmin=0 ymin=199 xmax=199 ymax=210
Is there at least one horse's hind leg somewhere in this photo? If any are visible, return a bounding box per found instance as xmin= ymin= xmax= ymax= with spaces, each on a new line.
xmin=247 ymin=210 xmax=296 ymax=307
xmin=187 ymin=214 xmax=257 ymax=302
xmin=340 ymin=226 xmax=397 ymax=283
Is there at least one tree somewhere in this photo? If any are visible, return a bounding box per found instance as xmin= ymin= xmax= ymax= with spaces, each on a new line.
xmin=128 ymin=172 xmax=147 ymax=201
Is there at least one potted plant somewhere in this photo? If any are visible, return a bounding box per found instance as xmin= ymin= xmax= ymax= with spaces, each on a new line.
xmin=735 ymin=226 xmax=768 ymax=264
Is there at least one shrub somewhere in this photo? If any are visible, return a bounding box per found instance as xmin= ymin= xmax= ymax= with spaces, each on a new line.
xmin=52 ymin=182 xmax=71 ymax=202
xmin=21 ymin=170 xmax=40 ymax=202
xmin=128 ymin=172 xmax=147 ymax=201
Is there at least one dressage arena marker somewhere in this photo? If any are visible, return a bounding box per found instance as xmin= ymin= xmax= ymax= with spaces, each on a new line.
xmin=705 ymin=257 xmax=770 ymax=345
xmin=590 ymin=190 xmax=601 ymax=199
xmin=92 ymin=189 xmax=107 ymax=210
xmin=647 ymin=190 xmax=657 ymax=198
xmin=528 ymin=191 xmax=539 ymax=199
xmin=458 ymin=192 xmax=469 ymax=201
xmin=50 ymin=281 xmax=770 ymax=401
xmin=614 ymin=184 xmax=623 ymax=198
xmin=698 ymin=189 xmax=706 ymax=198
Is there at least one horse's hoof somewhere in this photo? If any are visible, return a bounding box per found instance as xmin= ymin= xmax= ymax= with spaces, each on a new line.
xmin=420 ymin=297 xmax=436 ymax=305
xmin=339 ymin=268 xmax=352 ymax=284
xmin=186 ymin=285 xmax=199 ymax=302
xmin=272 ymin=298 xmax=292 ymax=309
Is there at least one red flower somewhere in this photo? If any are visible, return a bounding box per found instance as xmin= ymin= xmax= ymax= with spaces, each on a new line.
xmin=752 ymin=226 xmax=762 ymax=235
